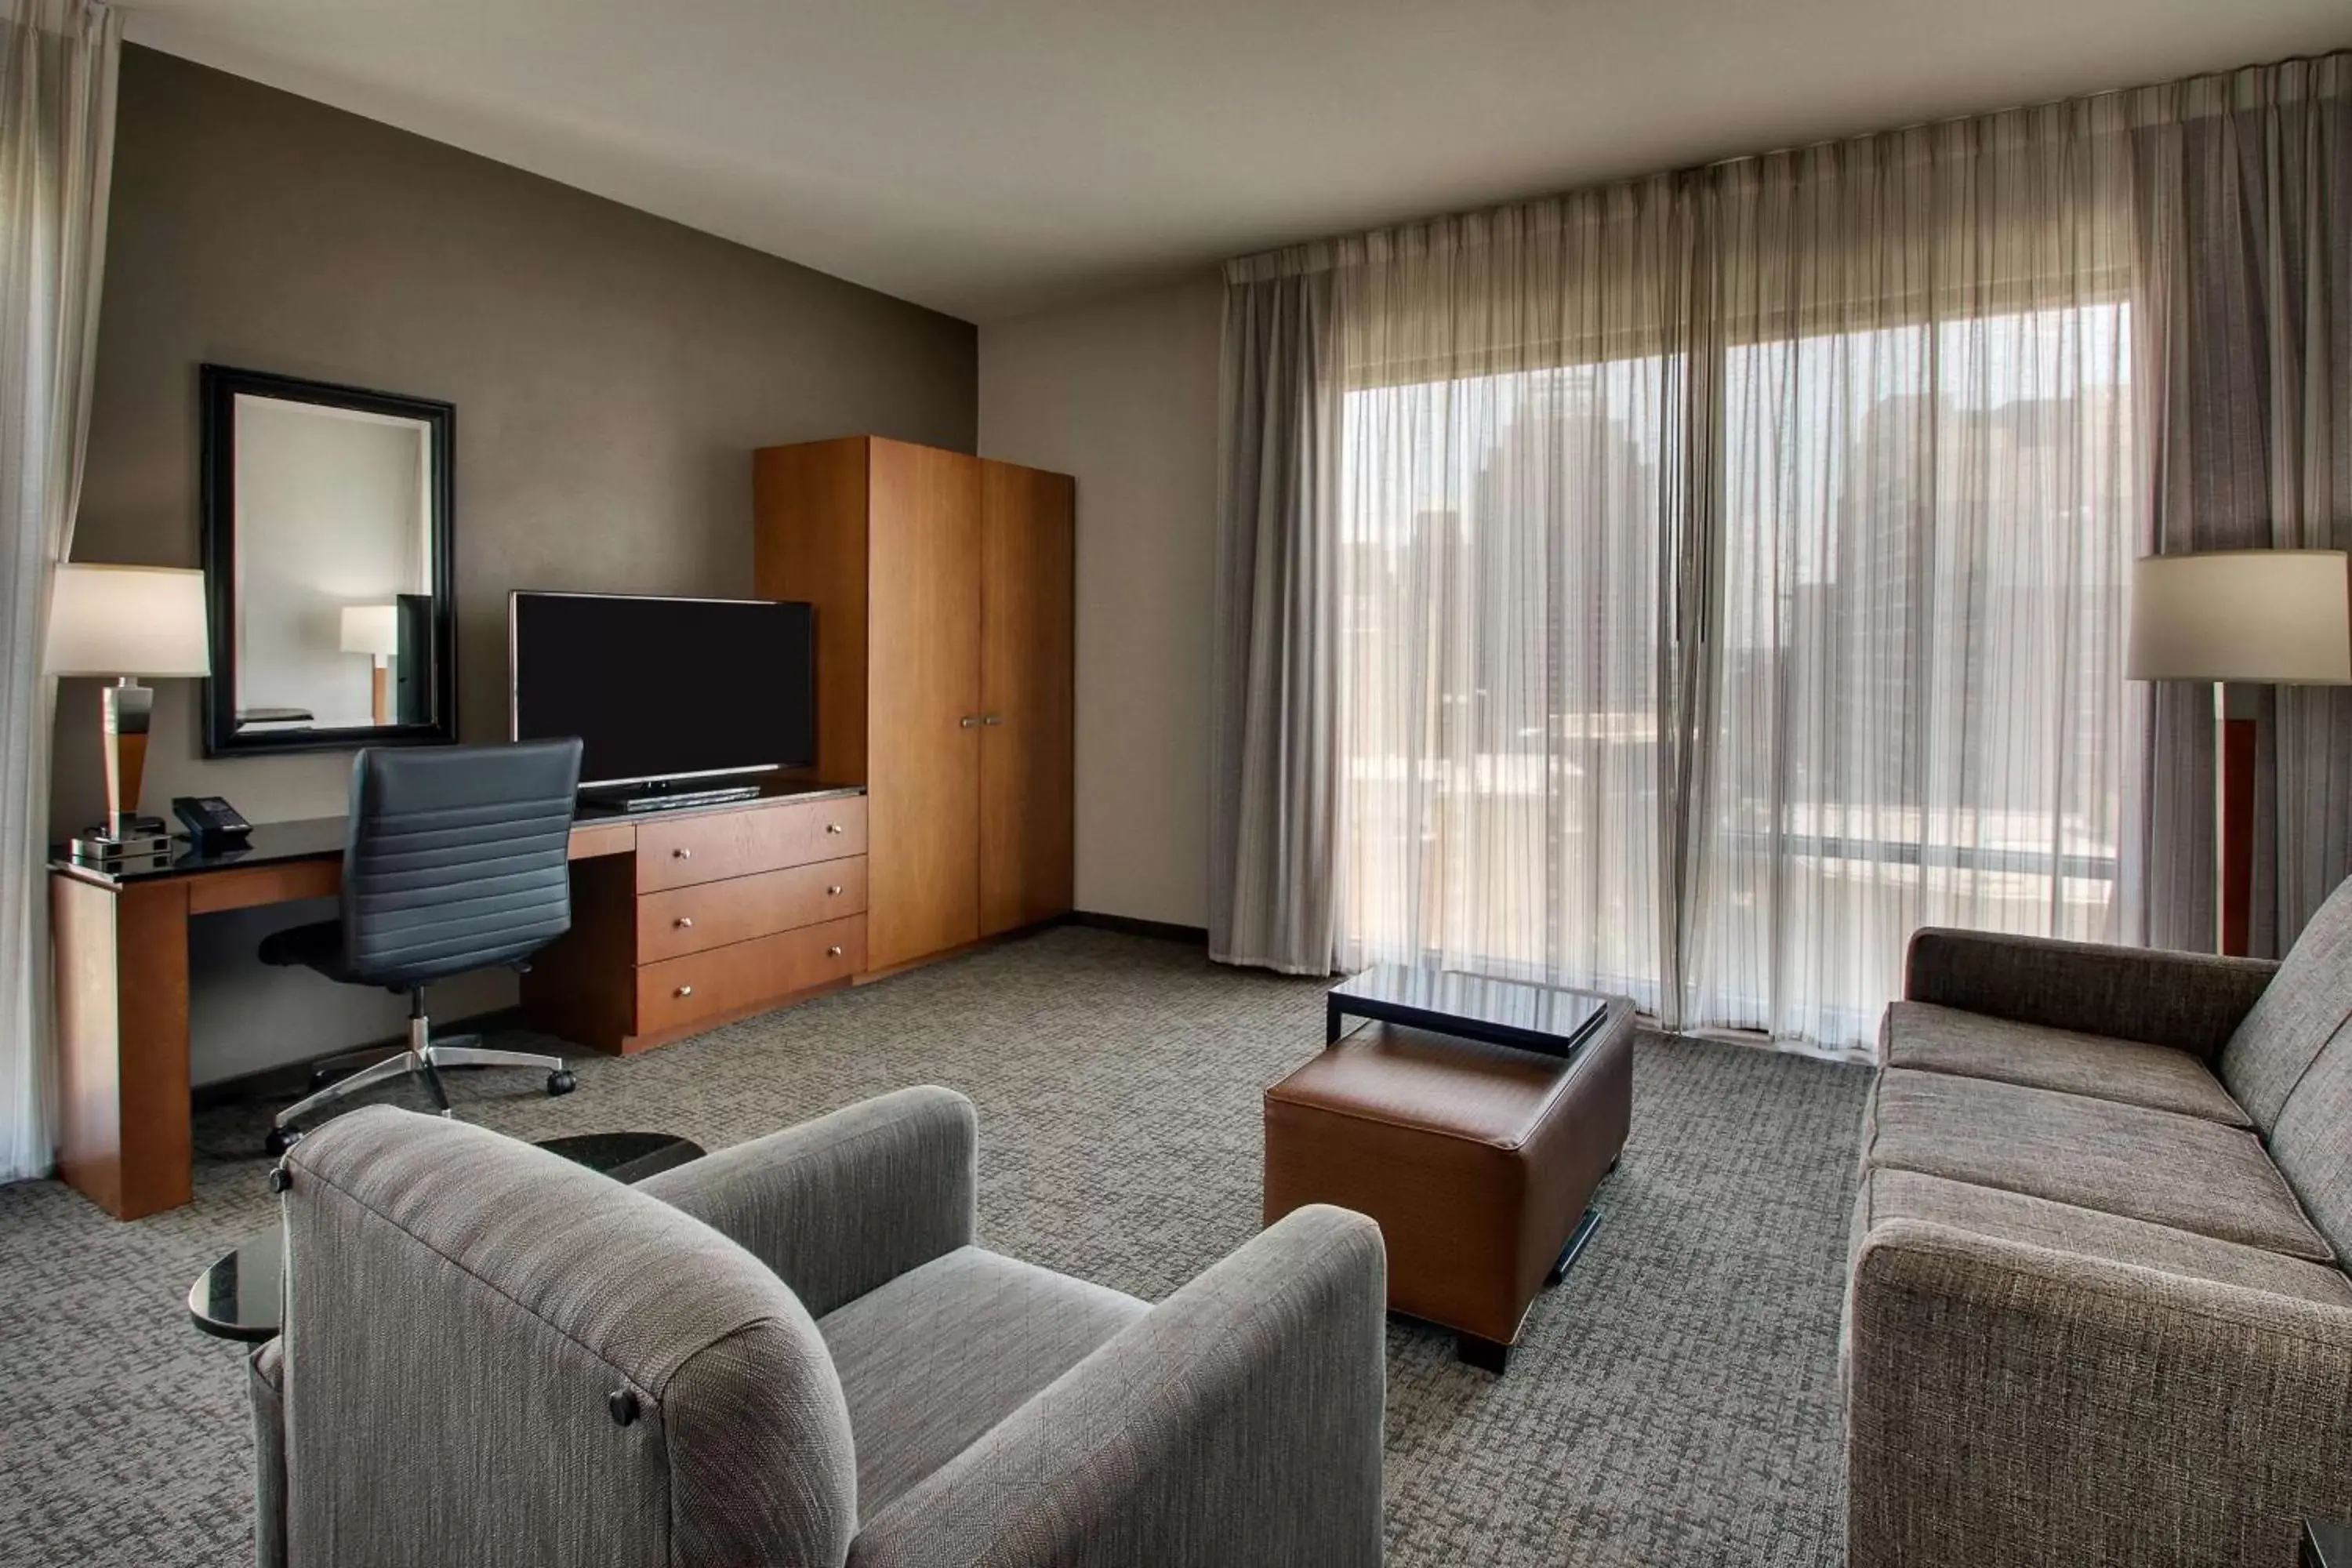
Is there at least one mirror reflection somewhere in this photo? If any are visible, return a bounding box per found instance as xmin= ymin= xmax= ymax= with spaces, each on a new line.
xmin=201 ymin=366 xmax=456 ymax=755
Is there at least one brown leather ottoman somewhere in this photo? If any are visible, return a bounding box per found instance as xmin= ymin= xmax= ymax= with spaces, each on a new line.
xmin=1262 ymin=1000 xmax=1633 ymax=1373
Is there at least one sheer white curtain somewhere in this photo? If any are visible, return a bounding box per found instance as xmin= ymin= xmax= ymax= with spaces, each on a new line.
xmin=1689 ymin=113 xmax=2141 ymax=1049
xmin=0 ymin=0 xmax=119 ymax=1180
xmin=1327 ymin=187 xmax=1690 ymax=1012
xmin=1287 ymin=94 xmax=2143 ymax=1054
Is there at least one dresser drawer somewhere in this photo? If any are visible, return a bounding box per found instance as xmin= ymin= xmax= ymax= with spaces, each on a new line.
xmin=637 ymin=858 xmax=868 ymax=962
xmin=635 ymin=915 xmax=866 ymax=1036
xmin=635 ymin=795 xmax=866 ymax=892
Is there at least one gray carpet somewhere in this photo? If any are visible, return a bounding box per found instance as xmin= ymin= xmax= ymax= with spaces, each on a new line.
xmin=0 ymin=926 xmax=1869 ymax=1567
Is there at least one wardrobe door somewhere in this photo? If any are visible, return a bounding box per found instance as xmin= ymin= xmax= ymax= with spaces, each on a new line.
xmin=866 ymin=440 xmax=983 ymax=969
xmin=977 ymin=461 xmax=1075 ymax=936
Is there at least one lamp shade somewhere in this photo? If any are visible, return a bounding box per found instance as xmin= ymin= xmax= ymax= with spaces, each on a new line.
xmin=45 ymin=563 xmax=212 ymax=678
xmin=2129 ymin=550 xmax=2352 ymax=684
xmin=339 ymin=604 xmax=400 ymax=658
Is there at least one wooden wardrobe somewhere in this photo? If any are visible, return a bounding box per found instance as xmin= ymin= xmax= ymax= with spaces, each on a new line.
xmin=753 ymin=436 xmax=1074 ymax=975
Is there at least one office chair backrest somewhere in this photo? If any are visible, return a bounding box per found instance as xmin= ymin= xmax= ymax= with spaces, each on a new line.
xmin=339 ymin=739 xmax=583 ymax=989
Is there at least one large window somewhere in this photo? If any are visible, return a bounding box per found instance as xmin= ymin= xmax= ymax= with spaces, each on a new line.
xmin=1335 ymin=292 xmax=2138 ymax=1053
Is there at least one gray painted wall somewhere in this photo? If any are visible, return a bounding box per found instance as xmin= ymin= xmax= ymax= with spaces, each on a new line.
xmin=64 ymin=46 xmax=977 ymax=1083
xmin=978 ymin=277 xmax=1221 ymax=931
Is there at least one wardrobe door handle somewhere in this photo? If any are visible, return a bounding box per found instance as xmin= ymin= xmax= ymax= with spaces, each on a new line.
xmin=675 ymin=985 xmax=694 ymax=998
xmin=959 ymin=716 xmax=981 ymax=728
xmin=982 ymin=713 xmax=1003 ymax=727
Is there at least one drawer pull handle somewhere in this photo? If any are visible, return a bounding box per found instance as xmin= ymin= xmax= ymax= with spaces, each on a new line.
xmin=826 ymin=822 xmax=844 ymax=834
xmin=674 ymin=916 xmax=694 ymax=929
xmin=675 ymin=985 xmax=694 ymax=998
xmin=959 ymin=716 xmax=981 ymax=728
xmin=982 ymin=713 xmax=1003 ymax=726
xmin=827 ymin=946 xmax=844 ymax=957
xmin=826 ymin=884 xmax=843 ymax=896
xmin=673 ymin=847 xmax=692 ymax=860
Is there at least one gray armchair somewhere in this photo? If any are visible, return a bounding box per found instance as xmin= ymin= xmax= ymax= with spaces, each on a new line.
xmin=250 ymin=1087 xmax=1387 ymax=1568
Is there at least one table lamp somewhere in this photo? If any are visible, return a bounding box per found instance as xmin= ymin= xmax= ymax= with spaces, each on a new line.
xmin=339 ymin=603 xmax=399 ymax=724
xmin=46 ymin=563 xmax=213 ymax=864
xmin=2128 ymin=549 xmax=2352 ymax=955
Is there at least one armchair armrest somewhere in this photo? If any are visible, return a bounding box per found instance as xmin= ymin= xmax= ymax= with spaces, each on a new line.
xmin=637 ymin=1085 xmax=976 ymax=1318
xmin=1847 ymin=1218 xmax=2352 ymax=1568
xmin=849 ymin=1204 xmax=1387 ymax=1568
xmin=1903 ymin=928 xmax=2278 ymax=1059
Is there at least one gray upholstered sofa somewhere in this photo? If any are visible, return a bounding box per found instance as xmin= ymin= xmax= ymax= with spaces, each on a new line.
xmin=249 ymin=1086 xmax=1387 ymax=1568
xmin=1846 ymin=879 xmax=2352 ymax=1567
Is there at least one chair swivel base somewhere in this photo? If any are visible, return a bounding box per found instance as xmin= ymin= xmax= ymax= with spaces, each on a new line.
xmin=267 ymin=1022 xmax=574 ymax=1156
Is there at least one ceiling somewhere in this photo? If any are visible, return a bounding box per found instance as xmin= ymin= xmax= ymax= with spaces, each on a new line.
xmin=126 ymin=0 xmax=2350 ymax=323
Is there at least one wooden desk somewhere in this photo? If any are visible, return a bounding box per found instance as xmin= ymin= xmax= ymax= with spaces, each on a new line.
xmin=49 ymin=786 xmax=866 ymax=1220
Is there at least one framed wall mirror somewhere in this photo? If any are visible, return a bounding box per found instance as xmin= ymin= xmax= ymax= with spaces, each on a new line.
xmin=200 ymin=365 xmax=457 ymax=756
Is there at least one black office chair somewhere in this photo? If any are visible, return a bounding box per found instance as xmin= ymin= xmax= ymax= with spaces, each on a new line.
xmin=260 ymin=738 xmax=585 ymax=1155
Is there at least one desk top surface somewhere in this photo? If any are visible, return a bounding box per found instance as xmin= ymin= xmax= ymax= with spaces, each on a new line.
xmin=51 ymin=782 xmax=865 ymax=887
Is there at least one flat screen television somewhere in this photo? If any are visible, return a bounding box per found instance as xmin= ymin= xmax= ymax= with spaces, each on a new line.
xmin=509 ymin=590 xmax=815 ymax=790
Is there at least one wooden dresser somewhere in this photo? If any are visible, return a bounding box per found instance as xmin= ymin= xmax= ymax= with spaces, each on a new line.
xmin=755 ymin=436 xmax=1075 ymax=975
xmin=522 ymin=786 xmax=869 ymax=1054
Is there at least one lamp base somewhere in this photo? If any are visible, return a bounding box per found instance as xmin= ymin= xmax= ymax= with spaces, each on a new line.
xmin=71 ymin=817 xmax=172 ymax=867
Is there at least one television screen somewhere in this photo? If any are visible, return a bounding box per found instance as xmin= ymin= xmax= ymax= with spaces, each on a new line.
xmin=509 ymin=591 xmax=815 ymax=788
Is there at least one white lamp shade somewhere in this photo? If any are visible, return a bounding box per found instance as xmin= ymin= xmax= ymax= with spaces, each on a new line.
xmin=2129 ymin=550 xmax=2352 ymax=684
xmin=45 ymin=563 xmax=212 ymax=678
xmin=339 ymin=604 xmax=400 ymax=657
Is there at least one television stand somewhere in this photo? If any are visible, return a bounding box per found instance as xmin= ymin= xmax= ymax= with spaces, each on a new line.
xmin=597 ymin=782 xmax=765 ymax=814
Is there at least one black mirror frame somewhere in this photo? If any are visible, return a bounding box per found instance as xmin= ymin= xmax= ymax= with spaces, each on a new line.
xmin=198 ymin=364 xmax=459 ymax=757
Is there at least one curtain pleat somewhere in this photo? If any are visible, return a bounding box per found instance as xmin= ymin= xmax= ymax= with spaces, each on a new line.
xmin=1209 ymin=267 xmax=1344 ymax=973
xmin=0 ymin=0 xmax=119 ymax=1181
xmin=1212 ymin=53 xmax=2350 ymax=1052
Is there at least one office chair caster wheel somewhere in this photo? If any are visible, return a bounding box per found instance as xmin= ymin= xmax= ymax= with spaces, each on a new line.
xmin=264 ymin=1124 xmax=303 ymax=1158
xmin=546 ymin=1069 xmax=577 ymax=1097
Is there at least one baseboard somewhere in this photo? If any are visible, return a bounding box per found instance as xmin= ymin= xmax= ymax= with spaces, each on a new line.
xmin=1064 ymin=910 xmax=1210 ymax=947
xmin=190 ymin=1004 xmax=531 ymax=1110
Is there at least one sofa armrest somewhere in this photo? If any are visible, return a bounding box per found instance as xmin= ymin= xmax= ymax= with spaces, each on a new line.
xmin=637 ymin=1085 xmax=976 ymax=1318
xmin=848 ymin=1205 xmax=1387 ymax=1568
xmin=1903 ymin=928 xmax=2278 ymax=1058
xmin=1847 ymin=1218 xmax=2352 ymax=1568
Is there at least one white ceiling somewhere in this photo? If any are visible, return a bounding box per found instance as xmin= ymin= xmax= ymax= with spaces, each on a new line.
xmin=126 ymin=0 xmax=2350 ymax=323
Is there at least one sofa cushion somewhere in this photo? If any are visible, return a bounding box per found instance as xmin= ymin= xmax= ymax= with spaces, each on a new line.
xmin=819 ymin=1245 xmax=1146 ymax=1521
xmin=2270 ymin=1017 xmax=2352 ymax=1263
xmin=1861 ymin=1069 xmax=2333 ymax=1261
xmin=1881 ymin=1001 xmax=2251 ymax=1127
xmin=1853 ymin=1167 xmax=2352 ymax=1308
xmin=2220 ymin=873 xmax=2352 ymax=1131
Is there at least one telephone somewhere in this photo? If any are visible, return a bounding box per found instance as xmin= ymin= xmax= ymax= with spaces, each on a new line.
xmin=172 ymin=795 xmax=253 ymax=851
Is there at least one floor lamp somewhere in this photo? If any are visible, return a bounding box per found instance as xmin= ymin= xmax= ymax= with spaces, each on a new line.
xmin=2128 ymin=549 xmax=2352 ymax=956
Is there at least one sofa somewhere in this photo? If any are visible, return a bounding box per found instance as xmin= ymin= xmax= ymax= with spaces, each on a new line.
xmin=1846 ymin=878 xmax=2352 ymax=1567
xmin=249 ymin=1086 xmax=1387 ymax=1568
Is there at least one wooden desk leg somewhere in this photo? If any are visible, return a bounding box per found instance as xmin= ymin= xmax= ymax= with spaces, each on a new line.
xmin=53 ymin=873 xmax=193 ymax=1220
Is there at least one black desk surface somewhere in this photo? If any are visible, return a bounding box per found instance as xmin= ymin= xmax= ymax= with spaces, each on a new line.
xmin=51 ymin=782 xmax=866 ymax=887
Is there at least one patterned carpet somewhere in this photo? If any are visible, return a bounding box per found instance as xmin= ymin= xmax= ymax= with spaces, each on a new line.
xmin=0 ymin=926 xmax=1869 ymax=1567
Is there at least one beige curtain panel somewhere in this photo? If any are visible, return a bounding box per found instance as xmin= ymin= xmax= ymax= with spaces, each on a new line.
xmin=1210 ymin=53 xmax=2350 ymax=1054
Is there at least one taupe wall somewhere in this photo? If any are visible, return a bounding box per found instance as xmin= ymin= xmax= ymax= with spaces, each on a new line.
xmin=67 ymin=47 xmax=976 ymax=1083
xmin=978 ymin=275 xmax=1221 ymax=931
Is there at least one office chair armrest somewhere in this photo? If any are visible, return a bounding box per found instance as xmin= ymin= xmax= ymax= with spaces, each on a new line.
xmin=848 ymin=1205 xmax=1387 ymax=1568
xmin=637 ymin=1085 xmax=977 ymax=1318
